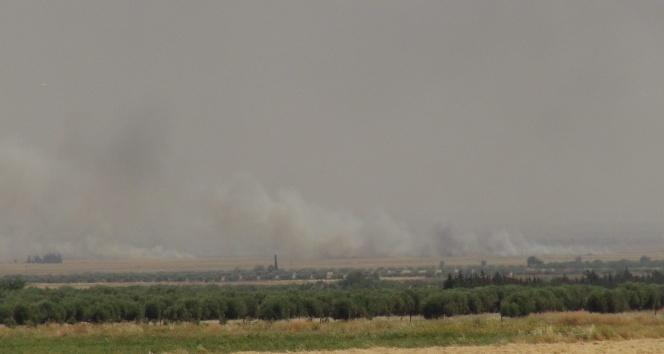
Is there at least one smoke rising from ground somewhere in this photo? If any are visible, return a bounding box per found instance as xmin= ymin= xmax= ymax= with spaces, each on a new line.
xmin=0 ymin=131 xmax=421 ymax=259
xmin=0 ymin=129 xmax=652 ymax=260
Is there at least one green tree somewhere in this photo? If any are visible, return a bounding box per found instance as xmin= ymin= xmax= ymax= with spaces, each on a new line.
xmin=12 ymin=303 xmax=33 ymax=325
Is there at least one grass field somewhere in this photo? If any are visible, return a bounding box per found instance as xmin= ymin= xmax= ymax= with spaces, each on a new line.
xmin=2 ymin=312 xmax=664 ymax=353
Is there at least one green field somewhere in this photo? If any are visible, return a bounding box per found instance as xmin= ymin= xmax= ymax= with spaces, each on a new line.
xmin=2 ymin=312 xmax=664 ymax=353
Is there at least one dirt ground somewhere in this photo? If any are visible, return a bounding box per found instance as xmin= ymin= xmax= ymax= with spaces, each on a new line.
xmin=238 ymin=338 xmax=664 ymax=354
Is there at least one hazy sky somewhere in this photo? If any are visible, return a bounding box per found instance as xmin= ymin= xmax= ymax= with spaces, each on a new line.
xmin=1 ymin=1 xmax=663 ymax=258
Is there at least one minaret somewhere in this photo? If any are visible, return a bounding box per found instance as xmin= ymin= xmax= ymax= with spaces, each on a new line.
xmin=274 ymin=254 xmax=278 ymax=270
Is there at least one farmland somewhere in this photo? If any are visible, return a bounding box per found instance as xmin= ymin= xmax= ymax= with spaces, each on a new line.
xmin=4 ymin=251 xmax=664 ymax=276
xmin=4 ymin=254 xmax=664 ymax=353
xmin=2 ymin=312 xmax=664 ymax=353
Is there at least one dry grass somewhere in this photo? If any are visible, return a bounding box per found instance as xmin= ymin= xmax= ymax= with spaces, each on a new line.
xmin=1 ymin=311 xmax=663 ymax=340
xmin=28 ymin=279 xmax=339 ymax=289
xmin=238 ymin=339 xmax=664 ymax=353
xmin=3 ymin=312 xmax=664 ymax=353
xmin=3 ymin=250 xmax=664 ymax=276
xmin=0 ymin=257 xmax=443 ymax=276
xmin=28 ymin=276 xmax=423 ymax=289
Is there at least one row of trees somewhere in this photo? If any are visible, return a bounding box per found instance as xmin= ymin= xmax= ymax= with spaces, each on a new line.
xmin=442 ymin=271 xmax=544 ymax=289
xmin=26 ymin=253 xmax=63 ymax=264
xmin=526 ymin=255 xmax=663 ymax=271
xmin=440 ymin=269 xmax=664 ymax=289
xmin=2 ymin=281 xmax=664 ymax=326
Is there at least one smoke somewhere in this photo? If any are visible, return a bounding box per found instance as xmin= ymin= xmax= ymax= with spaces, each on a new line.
xmin=0 ymin=132 xmax=655 ymax=261
xmin=0 ymin=129 xmax=421 ymax=260
xmin=0 ymin=112 xmax=658 ymax=261
xmin=206 ymin=174 xmax=416 ymax=258
xmin=429 ymin=224 xmax=612 ymax=257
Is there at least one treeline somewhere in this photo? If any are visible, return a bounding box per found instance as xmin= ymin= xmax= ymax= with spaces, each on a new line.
xmin=551 ymin=269 xmax=664 ymax=287
xmin=3 ymin=268 xmax=438 ymax=285
xmin=9 ymin=269 xmax=343 ymax=284
xmin=527 ymin=255 xmax=664 ymax=271
xmin=1 ymin=280 xmax=664 ymax=326
xmin=442 ymin=271 xmax=544 ymax=289
xmin=26 ymin=253 xmax=63 ymax=264
xmin=442 ymin=269 xmax=664 ymax=289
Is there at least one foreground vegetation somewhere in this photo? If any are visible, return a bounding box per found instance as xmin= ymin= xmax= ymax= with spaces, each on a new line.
xmin=2 ymin=312 xmax=664 ymax=353
xmin=2 ymin=273 xmax=664 ymax=326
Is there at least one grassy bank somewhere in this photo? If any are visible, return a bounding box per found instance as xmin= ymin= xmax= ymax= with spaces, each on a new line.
xmin=1 ymin=312 xmax=664 ymax=353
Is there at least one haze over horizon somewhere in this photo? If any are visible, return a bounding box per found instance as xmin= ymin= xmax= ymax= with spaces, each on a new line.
xmin=2 ymin=1 xmax=664 ymax=260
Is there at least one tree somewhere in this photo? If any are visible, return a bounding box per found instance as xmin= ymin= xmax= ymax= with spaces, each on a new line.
xmin=35 ymin=301 xmax=65 ymax=324
xmin=605 ymin=290 xmax=628 ymax=313
xmin=527 ymin=256 xmax=544 ymax=268
xmin=258 ymin=296 xmax=289 ymax=321
xmin=402 ymin=290 xmax=420 ymax=322
xmin=422 ymin=295 xmax=444 ymax=319
xmin=332 ymin=299 xmax=356 ymax=320
xmin=340 ymin=271 xmax=379 ymax=288
xmin=225 ymin=298 xmax=247 ymax=320
xmin=201 ymin=297 xmax=226 ymax=321
xmin=144 ymin=301 xmax=162 ymax=323
xmin=0 ymin=305 xmax=14 ymax=326
xmin=88 ymin=302 xmax=115 ymax=323
xmin=500 ymin=302 xmax=520 ymax=318
xmin=441 ymin=292 xmax=469 ymax=316
xmin=302 ymin=298 xmax=322 ymax=319
xmin=0 ymin=277 xmax=26 ymax=291
xmin=586 ymin=290 xmax=607 ymax=313
xmin=500 ymin=292 xmax=535 ymax=317
xmin=12 ymin=303 xmax=33 ymax=325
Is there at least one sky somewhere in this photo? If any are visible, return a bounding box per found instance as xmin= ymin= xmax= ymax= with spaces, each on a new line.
xmin=1 ymin=1 xmax=663 ymax=259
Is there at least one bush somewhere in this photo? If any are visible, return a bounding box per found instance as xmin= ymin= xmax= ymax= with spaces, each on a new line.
xmin=225 ymin=298 xmax=247 ymax=320
xmin=332 ymin=298 xmax=357 ymax=320
xmin=35 ymin=301 xmax=66 ymax=324
xmin=88 ymin=302 xmax=115 ymax=323
xmin=302 ymin=298 xmax=322 ymax=319
xmin=258 ymin=296 xmax=289 ymax=321
xmin=144 ymin=300 xmax=162 ymax=323
xmin=422 ymin=295 xmax=444 ymax=319
xmin=0 ymin=280 xmax=661 ymax=325
xmin=0 ymin=305 xmax=13 ymax=325
xmin=0 ymin=277 xmax=26 ymax=291
xmin=500 ymin=292 xmax=535 ymax=317
xmin=13 ymin=303 xmax=33 ymax=325
xmin=586 ymin=290 xmax=607 ymax=313
xmin=500 ymin=302 xmax=520 ymax=318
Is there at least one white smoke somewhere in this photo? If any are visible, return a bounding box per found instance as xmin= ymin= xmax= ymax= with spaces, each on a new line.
xmin=0 ymin=139 xmax=418 ymax=260
xmin=205 ymin=174 xmax=417 ymax=258
xmin=0 ymin=136 xmax=650 ymax=261
xmin=430 ymin=224 xmax=615 ymax=257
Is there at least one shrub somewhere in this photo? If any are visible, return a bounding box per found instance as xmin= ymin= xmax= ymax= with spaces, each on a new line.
xmin=586 ymin=290 xmax=608 ymax=313
xmin=225 ymin=298 xmax=247 ymax=320
xmin=35 ymin=301 xmax=66 ymax=324
xmin=144 ymin=300 xmax=162 ymax=323
xmin=258 ymin=296 xmax=289 ymax=321
xmin=12 ymin=303 xmax=33 ymax=325
xmin=332 ymin=298 xmax=357 ymax=320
